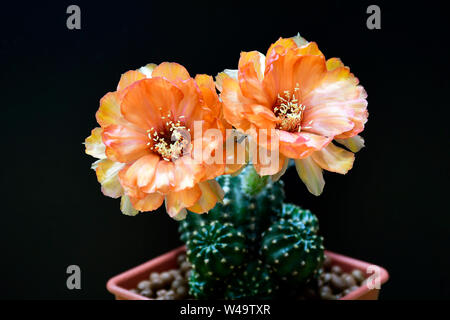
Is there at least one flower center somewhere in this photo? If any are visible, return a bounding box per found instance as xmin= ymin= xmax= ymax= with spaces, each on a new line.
xmin=273 ymin=84 xmax=311 ymax=133
xmin=147 ymin=111 xmax=190 ymax=161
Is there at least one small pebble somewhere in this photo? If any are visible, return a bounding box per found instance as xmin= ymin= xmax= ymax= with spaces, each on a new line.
xmin=149 ymin=272 xmax=160 ymax=281
xmin=330 ymin=274 xmax=347 ymax=291
xmin=165 ymin=289 xmax=176 ymax=299
xmin=323 ymin=256 xmax=332 ymax=270
xmin=137 ymin=280 xmax=150 ymax=291
xmin=169 ymin=269 xmax=182 ymax=279
xmin=331 ymin=265 xmax=342 ymax=275
xmin=172 ymin=278 xmax=187 ymax=290
xmin=180 ymin=261 xmax=191 ymax=274
xmin=351 ymin=269 xmax=365 ymax=283
xmin=150 ymin=278 xmax=165 ymax=291
xmin=156 ymin=289 xmax=167 ymax=297
xmin=160 ymin=271 xmax=174 ymax=284
xmin=349 ymin=285 xmax=359 ymax=292
xmin=342 ymin=273 xmax=357 ymax=287
xmin=319 ymin=285 xmax=334 ymax=300
xmin=320 ymin=272 xmax=332 ymax=283
xmin=175 ymin=286 xmax=187 ymax=299
xmin=177 ymin=254 xmax=186 ymax=265
xmin=140 ymin=288 xmax=153 ymax=298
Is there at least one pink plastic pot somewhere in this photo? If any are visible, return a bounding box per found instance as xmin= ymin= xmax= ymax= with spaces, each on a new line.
xmin=107 ymin=245 xmax=389 ymax=300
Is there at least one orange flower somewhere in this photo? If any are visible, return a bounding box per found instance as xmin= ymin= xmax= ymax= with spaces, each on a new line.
xmin=85 ymin=62 xmax=236 ymax=219
xmin=219 ymin=34 xmax=368 ymax=195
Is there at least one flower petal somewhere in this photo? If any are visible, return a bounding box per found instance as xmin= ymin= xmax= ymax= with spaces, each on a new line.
xmin=118 ymin=154 xmax=160 ymax=193
xmin=138 ymin=63 xmax=157 ymax=78
xmin=85 ymin=127 xmax=106 ymax=159
xmin=129 ymin=193 xmax=165 ymax=212
xmin=278 ymin=130 xmax=331 ymax=159
xmin=335 ymin=135 xmax=365 ymax=153
xmin=311 ymin=143 xmax=355 ymax=174
xmin=238 ymin=51 xmax=270 ymax=105
xmin=121 ymin=78 xmax=184 ymax=130
xmin=221 ymin=77 xmax=253 ymax=131
xmin=120 ymin=194 xmax=139 ymax=216
xmin=303 ymin=64 xmax=368 ymax=138
xmin=102 ymin=124 xmax=150 ymax=163
xmin=144 ymin=160 xmax=175 ymax=194
xmin=271 ymin=156 xmax=289 ymax=182
xmin=252 ymin=146 xmax=286 ymax=176
xmin=94 ymin=159 xmax=125 ymax=198
xmin=266 ymin=37 xmax=298 ymax=60
xmin=117 ymin=70 xmax=146 ymax=91
xmin=151 ymin=62 xmax=190 ymax=81
xmin=215 ymin=69 xmax=238 ymax=92
xmin=195 ymin=74 xmax=221 ymax=118
xmin=187 ymin=180 xmax=224 ymax=214
xmin=295 ymin=157 xmax=325 ymax=196
xmin=173 ymin=156 xmax=205 ymax=192
xmin=165 ymin=185 xmax=202 ymax=217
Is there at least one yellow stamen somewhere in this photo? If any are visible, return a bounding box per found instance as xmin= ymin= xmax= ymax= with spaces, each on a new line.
xmin=274 ymin=83 xmax=309 ymax=133
xmin=147 ymin=110 xmax=190 ymax=161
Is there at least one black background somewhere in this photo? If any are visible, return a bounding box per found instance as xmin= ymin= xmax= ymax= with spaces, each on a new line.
xmin=1 ymin=1 xmax=449 ymax=299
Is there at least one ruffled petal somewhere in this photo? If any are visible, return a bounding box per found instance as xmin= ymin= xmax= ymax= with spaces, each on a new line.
xmin=151 ymin=62 xmax=190 ymax=81
xmin=138 ymin=63 xmax=157 ymax=78
xmin=187 ymin=180 xmax=224 ymax=214
xmin=335 ymin=135 xmax=365 ymax=153
xmin=118 ymin=154 xmax=160 ymax=193
xmin=244 ymin=104 xmax=278 ymax=129
xmin=94 ymin=159 xmax=125 ymax=198
xmin=271 ymin=156 xmax=289 ymax=181
xmin=102 ymin=124 xmax=150 ymax=163
xmin=215 ymin=69 xmax=238 ymax=92
xmin=295 ymin=157 xmax=325 ymax=196
xmin=173 ymin=156 xmax=205 ymax=192
xmin=121 ymin=78 xmax=184 ymax=130
xmin=120 ymin=194 xmax=139 ymax=216
xmin=144 ymin=160 xmax=175 ymax=194
xmin=85 ymin=127 xmax=106 ymax=159
xmin=252 ymin=146 xmax=286 ymax=176
xmin=221 ymin=77 xmax=253 ymax=131
xmin=173 ymin=78 xmax=206 ymax=132
xmin=238 ymin=51 xmax=270 ymax=105
xmin=117 ymin=70 xmax=146 ymax=91
xmin=278 ymin=130 xmax=331 ymax=159
xmin=303 ymin=65 xmax=368 ymax=138
xmin=311 ymin=143 xmax=355 ymax=174
xmin=263 ymin=50 xmax=326 ymax=105
xmin=129 ymin=192 xmax=165 ymax=212
xmin=195 ymin=74 xmax=221 ymax=118
xmin=266 ymin=37 xmax=298 ymax=60
xmin=165 ymin=185 xmax=202 ymax=217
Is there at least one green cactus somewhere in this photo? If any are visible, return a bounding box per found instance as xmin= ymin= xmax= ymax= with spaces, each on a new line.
xmin=260 ymin=219 xmax=325 ymax=283
xmin=224 ymin=260 xmax=277 ymax=299
xmin=178 ymin=211 xmax=205 ymax=243
xmin=279 ymin=203 xmax=319 ymax=234
xmin=188 ymin=269 xmax=220 ymax=299
xmin=178 ymin=164 xmax=326 ymax=299
xmin=186 ymin=221 xmax=247 ymax=278
xmin=181 ymin=165 xmax=285 ymax=250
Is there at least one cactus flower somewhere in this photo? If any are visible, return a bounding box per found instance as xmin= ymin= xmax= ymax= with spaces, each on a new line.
xmin=85 ymin=62 xmax=237 ymax=219
xmin=219 ymin=34 xmax=368 ymax=195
